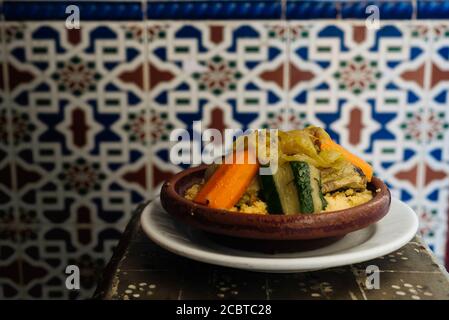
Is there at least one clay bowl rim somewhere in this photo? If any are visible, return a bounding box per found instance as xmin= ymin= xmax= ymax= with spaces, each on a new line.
xmin=161 ymin=164 xmax=391 ymax=223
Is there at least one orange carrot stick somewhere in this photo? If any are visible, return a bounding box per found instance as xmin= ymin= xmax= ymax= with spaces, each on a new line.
xmin=194 ymin=151 xmax=259 ymax=209
xmin=320 ymin=139 xmax=373 ymax=181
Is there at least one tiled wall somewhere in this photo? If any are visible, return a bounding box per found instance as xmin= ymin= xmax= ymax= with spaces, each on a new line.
xmin=1 ymin=1 xmax=449 ymax=299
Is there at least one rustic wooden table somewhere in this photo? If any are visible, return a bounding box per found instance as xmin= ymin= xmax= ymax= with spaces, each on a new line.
xmin=94 ymin=202 xmax=449 ymax=300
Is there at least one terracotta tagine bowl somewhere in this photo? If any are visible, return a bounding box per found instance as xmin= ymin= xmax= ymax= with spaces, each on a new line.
xmin=160 ymin=164 xmax=391 ymax=241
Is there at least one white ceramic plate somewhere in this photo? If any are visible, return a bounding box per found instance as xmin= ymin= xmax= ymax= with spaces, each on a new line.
xmin=141 ymin=198 xmax=419 ymax=272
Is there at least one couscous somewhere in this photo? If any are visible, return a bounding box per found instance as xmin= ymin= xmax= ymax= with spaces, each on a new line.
xmin=323 ymin=188 xmax=373 ymax=212
xmin=185 ymin=183 xmax=373 ymax=214
xmin=185 ymin=183 xmax=268 ymax=214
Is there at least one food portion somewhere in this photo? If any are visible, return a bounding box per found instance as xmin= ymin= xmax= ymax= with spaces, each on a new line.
xmin=320 ymin=162 xmax=367 ymax=194
xmin=193 ymin=150 xmax=259 ymax=210
xmin=323 ymin=189 xmax=374 ymax=212
xmin=259 ymin=162 xmax=300 ymax=215
xmin=184 ymin=127 xmax=375 ymax=215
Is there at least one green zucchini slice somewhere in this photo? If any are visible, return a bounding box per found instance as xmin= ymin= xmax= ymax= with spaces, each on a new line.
xmin=290 ymin=161 xmax=326 ymax=213
xmin=259 ymin=163 xmax=301 ymax=215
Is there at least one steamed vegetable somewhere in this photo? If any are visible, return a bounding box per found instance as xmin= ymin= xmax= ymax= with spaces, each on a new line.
xmin=321 ymin=162 xmax=367 ymax=193
xmin=259 ymin=172 xmax=283 ymax=214
xmin=320 ymin=138 xmax=373 ymax=181
xmin=194 ymin=150 xmax=259 ymax=209
xmin=290 ymin=161 xmax=326 ymax=213
xmin=259 ymin=163 xmax=301 ymax=215
xmin=279 ymin=128 xmax=344 ymax=168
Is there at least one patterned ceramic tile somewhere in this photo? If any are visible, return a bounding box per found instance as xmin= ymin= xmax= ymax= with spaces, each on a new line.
xmin=0 ymin=18 xmax=22 ymax=300
xmin=1 ymin=211 xmax=128 ymax=299
xmin=289 ymin=22 xmax=431 ymax=213
xmin=3 ymin=21 xmax=147 ymax=298
xmin=286 ymin=21 xmax=449 ymax=262
xmin=423 ymin=22 xmax=449 ymax=262
xmin=5 ymin=21 xmax=148 ymax=225
xmin=0 ymin=223 xmax=22 ymax=299
xmin=18 ymin=223 xmax=125 ymax=299
xmin=146 ymin=21 xmax=289 ymax=194
xmin=146 ymin=0 xmax=283 ymax=20
xmin=0 ymin=22 xmax=12 ymax=221
xmin=2 ymin=1 xmax=144 ymax=21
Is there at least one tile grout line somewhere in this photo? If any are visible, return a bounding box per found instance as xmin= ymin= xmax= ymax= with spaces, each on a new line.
xmin=335 ymin=0 xmax=342 ymax=20
xmin=281 ymin=0 xmax=290 ymax=130
xmin=416 ymin=20 xmax=433 ymax=224
xmin=141 ymin=0 xmax=153 ymax=200
xmin=412 ymin=0 xmax=418 ymax=21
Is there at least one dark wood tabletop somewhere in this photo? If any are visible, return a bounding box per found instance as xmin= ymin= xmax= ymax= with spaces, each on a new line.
xmin=94 ymin=202 xmax=449 ymax=300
